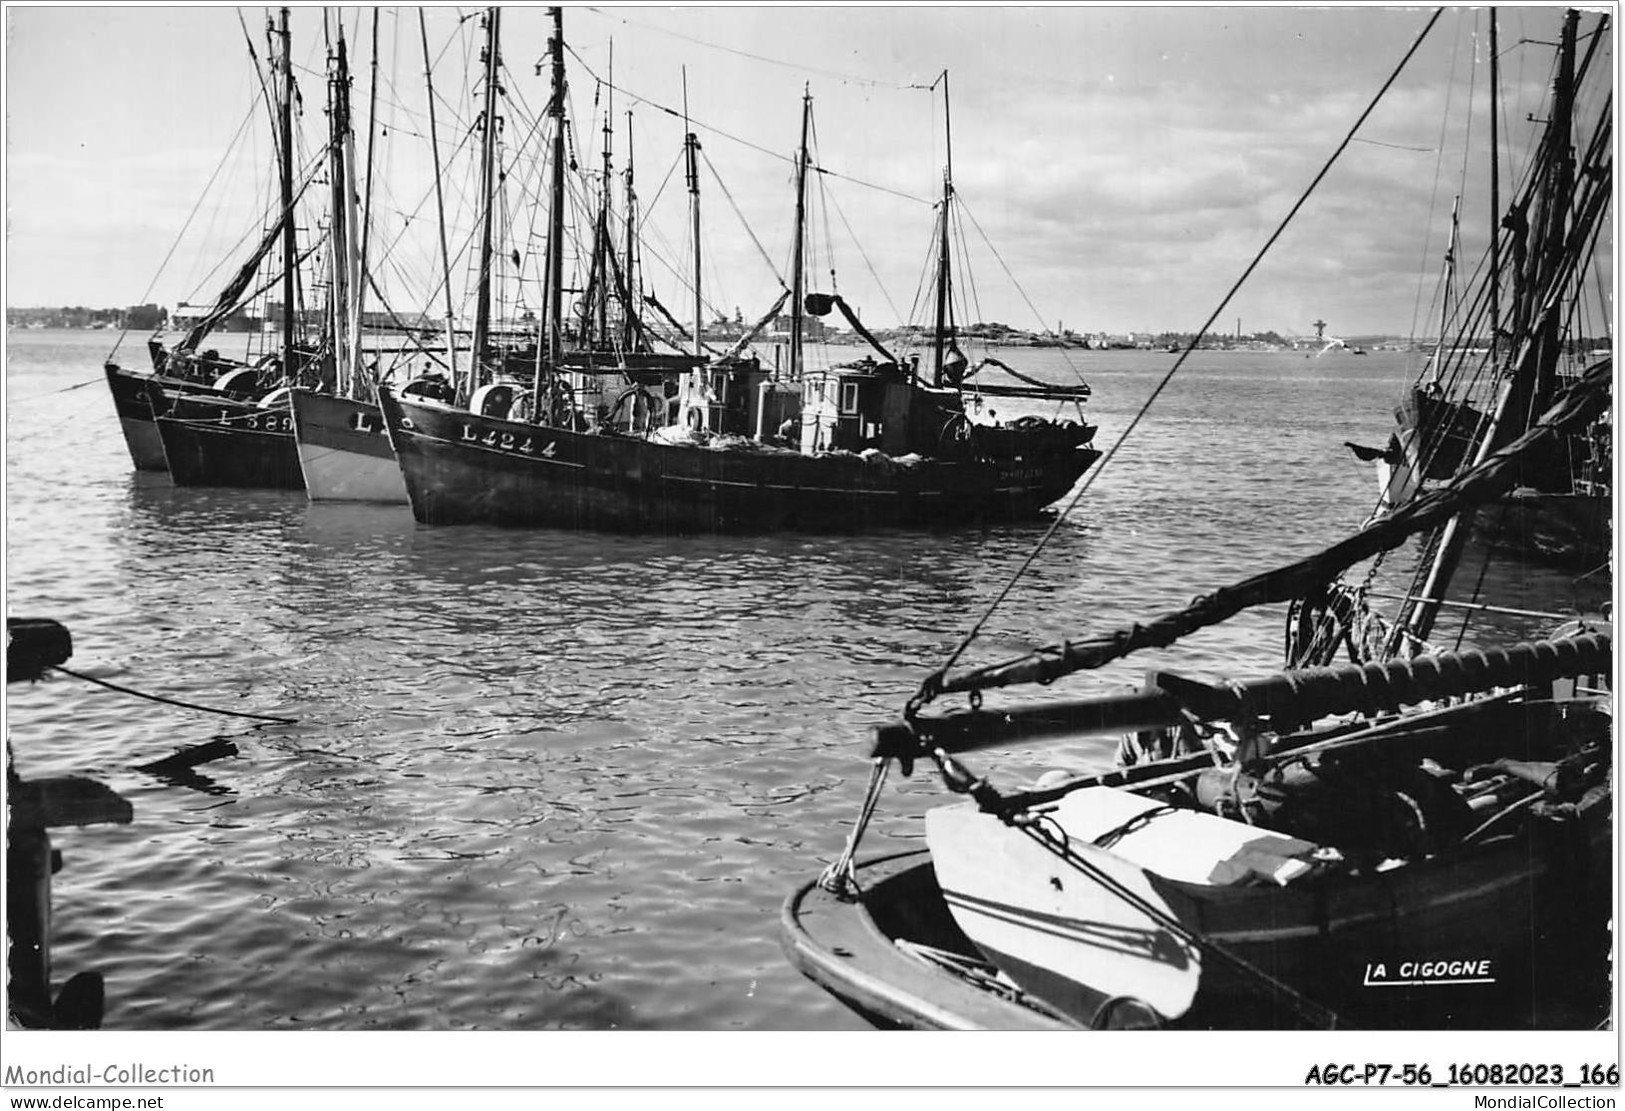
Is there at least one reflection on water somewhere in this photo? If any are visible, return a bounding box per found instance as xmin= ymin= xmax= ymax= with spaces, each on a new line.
xmin=6 ymin=332 xmax=1609 ymax=1029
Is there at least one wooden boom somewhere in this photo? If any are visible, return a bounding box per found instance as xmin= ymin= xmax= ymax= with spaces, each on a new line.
xmin=877 ymin=631 xmax=1610 ymax=758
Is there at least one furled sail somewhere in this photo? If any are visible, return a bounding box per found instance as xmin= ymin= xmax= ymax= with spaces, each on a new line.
xmin=177 ymin=210 xmax=288 ymax=353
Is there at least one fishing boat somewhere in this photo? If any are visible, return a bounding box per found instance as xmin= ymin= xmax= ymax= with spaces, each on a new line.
xmin=379 ymin=8 xmax=1100 ymax=533
xmin=781 ymin=9 xmax=1613 ymax=1031
xmin=288 ymin=4 xmax=394 ymax=503
xmin=1367 ymin=9 xmax=1611 ymax=572
xmin=104 ymin=9 xmax=340 ymax=482
xmin=103 ymin=350 xmax=273 ymax=473
xmin=292 ymin=9 xmax=499 ymax=504
xmin=138 ymin=8 xmax=339 ymax=490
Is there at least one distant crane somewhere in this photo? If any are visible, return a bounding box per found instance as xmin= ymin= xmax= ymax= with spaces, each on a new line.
xmin=1313 ymin=319 xmax=1328 ymax=341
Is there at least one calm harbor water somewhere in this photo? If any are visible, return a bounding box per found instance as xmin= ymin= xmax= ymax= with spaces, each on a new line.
xmin=4 ymin=328 xmax=1602 ymax=1031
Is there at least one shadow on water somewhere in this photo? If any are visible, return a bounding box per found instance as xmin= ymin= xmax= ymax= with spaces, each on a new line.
xmin=131 ymin=737 xmax=240 ymax=798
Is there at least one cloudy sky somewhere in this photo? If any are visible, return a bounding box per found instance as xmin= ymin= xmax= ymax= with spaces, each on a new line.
xmin=5 ymin=5 xmax=1609 ymax=338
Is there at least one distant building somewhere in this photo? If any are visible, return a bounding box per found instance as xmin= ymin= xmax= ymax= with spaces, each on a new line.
xmin=171 ymin=301 xmax=259 ymax=333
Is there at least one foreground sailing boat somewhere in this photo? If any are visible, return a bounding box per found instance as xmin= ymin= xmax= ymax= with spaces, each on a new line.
xmin=379 ymin=7 xmax=1100 ymax=532
xmin=784 ymin=366 xmax=1613 ymax=1034
xmin=782 ymin=10 xmax=1612 ymax=1031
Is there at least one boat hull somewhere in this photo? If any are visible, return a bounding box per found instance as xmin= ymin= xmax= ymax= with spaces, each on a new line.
xmin=379 ymin=388 xmax=1101 ymax=532
xmin=149 ymin=388 xmax=304 ymax=490
xmin=925 ymin=778 xmax=1612 ymax=1030
xmin=1391 ymin=386 xmax=1611 ymax=571
xmin=289 ymin=389 xmax=407 ymax=503
xmin=780 ymin=851 xmax=1079 ymax=1030
xmin=1467 ymin=489 xmax=1612 ymax=571
xmin=103 ymin=363 xmax=236 ymax=472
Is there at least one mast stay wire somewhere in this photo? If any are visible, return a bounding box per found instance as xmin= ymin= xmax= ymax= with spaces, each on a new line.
xmin=909 ymin=8 xmax=1446 ymax=709
xmin=564 ymin=50 xmax=931 ymax=208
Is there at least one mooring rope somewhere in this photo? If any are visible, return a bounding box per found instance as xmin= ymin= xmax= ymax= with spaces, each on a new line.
xmin=49 ymin=665 xmax=297 ymax=725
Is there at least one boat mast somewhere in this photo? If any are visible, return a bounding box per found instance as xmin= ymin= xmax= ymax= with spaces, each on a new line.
xmin=1488 ymin=11 xmax=1501 ymax=358
xmin=325 ymin=13 xmax=356 ymax=397
xmin=420 ymin=10 xmax=459 ymax=392
xmin=598 ymin=50 xmax=614 ymax=347
xmin=352 ymin=8 xmax=380 ymax=400
xmin=471 ymin=7 xmax=502 ymax=380
xmin=1392 ymin=11 xmax=1582 ymax=653
xmin=1523 ymin=9 xmax=1577 ymax=421
xmin=789 ymin=87 xmax=811 ymax=382
xmin=276 ymin=7 xmax=296 ymax=373
xmin=931 ymin=70 xmax=954 ymax=388
xmin=1428 ymin=195 xmax=1460 ymax=385
xmin=622 ymin=109 xmax=638 ymax=353
xmin=683 ymin=73 xmax=703 ymax=361
xmin=545 ymin=6 xmax=566 ymax=371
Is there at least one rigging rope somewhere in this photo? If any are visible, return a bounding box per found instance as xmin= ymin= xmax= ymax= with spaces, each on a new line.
xmin=107 ymin=102 xmax=262 ymax=365
xmin=583 ymin=6 xmax=927 ymax=91
xmin=932 ymin=358 xmax=1610 ymax=698
xmin=564 ymin=53 xmax=931 ymax=207
xmin=50 ymin=666 xmax=297 ymax=725
xmin=907 ymin=8 xmax=1447 ymax=715
xmin=700 ymin=148 xmax=783 ymax=285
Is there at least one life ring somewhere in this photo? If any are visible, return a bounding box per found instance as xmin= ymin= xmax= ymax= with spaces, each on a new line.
xmin=686 ymin=405 xmax=705 ymax=432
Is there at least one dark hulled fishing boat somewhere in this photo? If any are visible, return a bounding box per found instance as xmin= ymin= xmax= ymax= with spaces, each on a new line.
xmin=103 ymin=349 xmax=269 ymax=472
xmin=379 ymin=385 xmax=1094 ymax=530
xmin=147 ymin=383 xmax=305 ymax=490
xmin=104 ymin=9 xmax=331 ymax=480
xmin=142 ymin=9 xmax=350 ymax=492
xmin=1376 ymin=10 xmax=1611 ymax=572
xmin=383 ymin=9 xmax=1100 ymax=533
